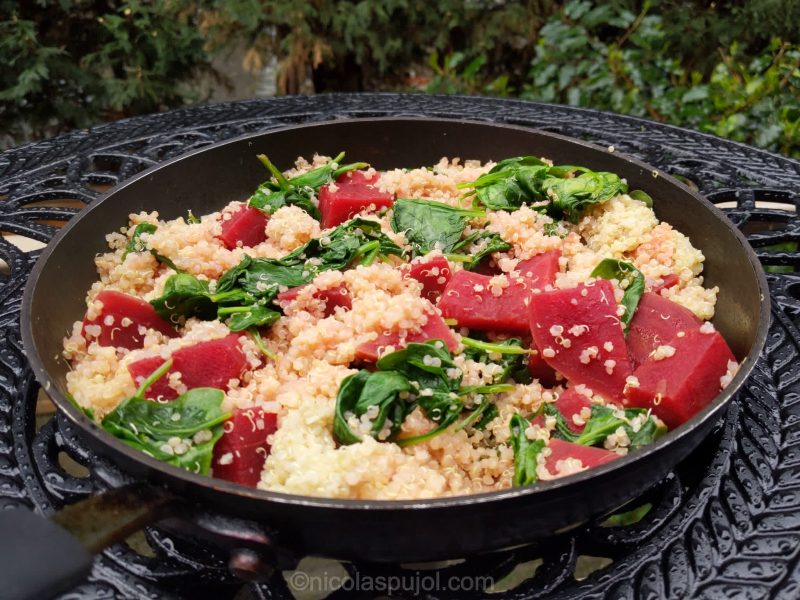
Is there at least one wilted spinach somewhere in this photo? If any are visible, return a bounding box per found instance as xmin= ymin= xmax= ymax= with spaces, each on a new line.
xmin=590 ymin=258 xmax=645 ymax=332
xmin=248 ymin=152 xmax=367 ymax=220
xmin=220 ymin=218 xmax=402 ymax=298
xmin=545 ymin=403 xmax=667 ymax=450
xmin=100 ymin=359 xmax=231 ymax=475
xmin=543 ymin=221 xmax=564 ymax=237
xmin=333 ymin=370 xmax=412 ymax=445
xmin=509 ymin=413 xmax=545 ymax=487
xmin=447 ymin=230 xmax=512 ymax=270
xmin=122 ymin=222 xmax=182 ymax=272
xmin=462 ymin=156 xmax=550 ymax=211
xmin=459 ymin=156 xmax=630 ymax=222
xmin=542 ymin=170 xmax=627 ymax=223
xmin=151 ymin=218 xmax=401 ymax=331
xmin=333 ymin=340 xmax=513 ymax=446
xmin=390 ymin=198 xmax=484 ymax=257
xmin=628 ymin=189 xmax=653 ymax=208
xmin=461 ymin=336 xmax=531 ymax=384
xmin=124 ymin=223 xmax=157 ymax=257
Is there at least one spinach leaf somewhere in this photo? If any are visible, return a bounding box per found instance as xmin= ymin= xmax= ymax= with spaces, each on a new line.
xmin=247 ymin=152 xmax=367 ymax=220
xmin=218 ymin=304 xmax=281 ymax=332
xmin=543 ymin=402 xmax=580 ymax=443
xmin=151 ymin=252 xmax=183 ymax=273
xmin=628 ymin=189 xmax=653 ymax=208
xmin=492 ymin=156 xmax=550 ymax=171
xmin=510 ymin=413 xmax=545 ymax=487
xmin=590 ymin=258 xmax=645 ymax=331
xmin=150 ymin=273 xmax=218 ymax=323
xmin=375 ymin=340 xmax=465 ymax=446
xmin=461 ymin=337 xmax=529 ymax=384
xmin=459 ymin=156 xmax=628 ymax=222
xmin=249 ymin=186 xmax=321 ymax=220
xmin=122 ymin=223 xmax=183 ymax=272
xmin=151 ymin=218 xmax=402 ymax=332
xmin=447 ymin=231 xmax=511 ymax=271
xmin=543 ymin=221 xmax=564 ymax=237
xmin=333 ymin=370 xmax=411 ymax=445
xmin=223 ymin=218 xmax=402 ymax=300
xmin=395 ymin=390 xmax=464 ymax=447
xmin=248 ymin=328 xmax=277 ymax=361
xmin=334 ymin=340 xmax=516 ymax=447
xmin=474 ymin=402 xmax=499 ymax=430
xmin=376 ymin=340 xmax=462 ymax=394
xmin=390 ymin=198 xmax=484 ymax=257
xmin=100 ymin=360 xmax=231 ymax=475
xmin=124 ymin=223 xmax=157 ymax=257
xmin=462 ymin=156 xmax=550 ymax=211
xmin=455 ymin=398 xmax=499 ymax=432
xmin=626 ymin=414 xmax=668 ymax=449
xmin=543 ymin=171 xmax=627 ymax=223
xmin=546 ymin=403 xmax=667 ymax=450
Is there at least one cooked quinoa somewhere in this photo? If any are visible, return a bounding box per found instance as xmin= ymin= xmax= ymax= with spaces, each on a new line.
xmin=64 ymin=154 xmax=727 ymax=500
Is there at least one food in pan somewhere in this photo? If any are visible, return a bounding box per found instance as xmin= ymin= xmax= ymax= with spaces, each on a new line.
xmin=63 ymin=152 xmax=739 ymax=499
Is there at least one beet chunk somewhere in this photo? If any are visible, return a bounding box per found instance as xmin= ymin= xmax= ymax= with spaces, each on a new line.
xmin=406 ymin=256 xmax=452 ymax=304
xmin=356 ymin=306 xmax=457 ymax=362
xmin=128 ymin=334 xmax=249 ymax=401
xmin=277 ymin=284 xmax=352 ymax=317
xmin=318 ymin=171 xmax=394 ymax=228
xmin=529 ymin=280 xmax=633 ymax=402
xmin=82 ymin=290 xmax=177 ymax=350
xmin=439 ymin=250 xmax=560 ymax=333
xmin=218 ymin=205 xmax=268 ymax=249
xmin=624 ymin=328 xmax=736 ymax=428
xmin=627 ymin=292 xmax=701 ymax=367
xmin=213 ymin=407 xmax=278 ymax=487
xmin=545 ymin=439 xmax=620 ymax=475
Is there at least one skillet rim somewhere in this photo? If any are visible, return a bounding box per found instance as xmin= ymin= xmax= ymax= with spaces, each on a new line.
xmin=20 ymin=116 xmax=771 ymax=511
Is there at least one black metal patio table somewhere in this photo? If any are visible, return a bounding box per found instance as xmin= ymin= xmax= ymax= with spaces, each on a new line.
xmin=2 ymin=93 xmax=800 ymax=599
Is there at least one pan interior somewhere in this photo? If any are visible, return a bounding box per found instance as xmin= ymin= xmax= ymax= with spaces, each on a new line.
xmin=24 ymin=117 xmax=765 ymax=503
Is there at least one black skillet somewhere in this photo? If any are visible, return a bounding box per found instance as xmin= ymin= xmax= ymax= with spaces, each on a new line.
xmin=8 ymin=118 xmax=769 ymax=599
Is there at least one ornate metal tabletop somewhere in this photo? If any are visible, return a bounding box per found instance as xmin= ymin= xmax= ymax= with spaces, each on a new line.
xmin=2 ymin=94 xmax=800 ymax=599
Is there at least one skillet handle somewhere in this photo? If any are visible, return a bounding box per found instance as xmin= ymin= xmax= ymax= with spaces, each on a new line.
xmin=0 ymin=483 xmax=176 ymax=600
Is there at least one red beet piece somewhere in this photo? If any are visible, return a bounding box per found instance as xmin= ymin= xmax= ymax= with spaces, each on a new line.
xmin=212 ymin=407 xmax=278 ymax=487
xmin=624 ymin=328 xmax=736 ymax=428
xmin=472 ymin=259 xmax=501 ymax=276
xmin=277 ymin=284 xmax=352 ymax=317
xmin=439 ymin=250 xmax=560 ymax=333
xmin=531 ymin=387 xmax=593 ymax=432
xmin=356 ymin=308 xmax=458 ymax=362
xmin=529 ymin=280 xmax=633 ymax=402
xmin=527 ymin=350 xmax=558 ymax=387
xmin=318 ymin=171 xmax=394 ymax=229
xmin=652 ymin=273 xmax=680 ymax=293
xmin=406 ymin=256 xmax=453 ymax=303
xmin=218 ymin=205 xmax=268 ymax=249
xmin=82 ymin=290 xmax=177 ymax=350
xmin=555 ymin=388 xmax=594 ymax=433
xmin=627 ymin=292 xmax=701 ymax=367
xmin=545 ymin=439 xmax=620 ymax=475
xmin=127 ymin=334 xmax=249 ymax=401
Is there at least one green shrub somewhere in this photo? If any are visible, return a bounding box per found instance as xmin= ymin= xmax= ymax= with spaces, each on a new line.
xmin=521 ymin=1 xmax=800 ymax=156
xmin=425 ymin=1 xmax=800 ymax=157
xmin=199 ymin=0 xmax=555 ymax=93
xmin=0 ymin=0 xmax=209 ymax=145
xmin=1 ymin=0 xmax=798 ymax=158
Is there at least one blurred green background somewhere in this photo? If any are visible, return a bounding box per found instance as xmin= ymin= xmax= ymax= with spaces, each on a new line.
xmin=2 ymin=0 xmax=798 ymax=156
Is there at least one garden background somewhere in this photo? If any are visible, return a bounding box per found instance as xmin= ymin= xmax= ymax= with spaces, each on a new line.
xmin=2 ymin=0 xmax=798 ymax=156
